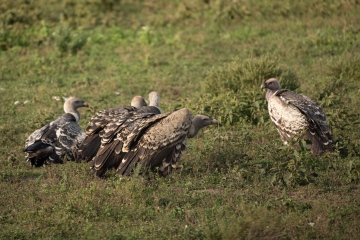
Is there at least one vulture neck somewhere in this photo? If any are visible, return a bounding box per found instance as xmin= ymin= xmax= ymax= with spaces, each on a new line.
xmin=188 ymin=118 xmax=203 ymax=138
xmin=148 ymin=93 xmax=161 ymax=113
xmin=188 ymin=124 xmax=198 ymax=138
xmin=64 ymin=105 xmax=80 ymax=122
xmin=266 ymin=89 xmax=277 ymax=101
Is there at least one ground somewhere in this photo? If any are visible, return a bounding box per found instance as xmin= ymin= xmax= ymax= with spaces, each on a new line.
xmin=1 ymin=0 xmax=360 ymax=239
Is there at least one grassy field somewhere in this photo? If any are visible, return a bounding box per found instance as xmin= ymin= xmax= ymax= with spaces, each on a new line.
xmin=1 ymin=0 xmax=360 ymax=239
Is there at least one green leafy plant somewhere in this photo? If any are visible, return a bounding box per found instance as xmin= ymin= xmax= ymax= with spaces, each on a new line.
xmin=194 ymin=54 xmax=299 ymax=125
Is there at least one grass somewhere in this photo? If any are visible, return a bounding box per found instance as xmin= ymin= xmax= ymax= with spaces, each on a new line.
xmin=1 ymin=0 xmax=360 ymax=239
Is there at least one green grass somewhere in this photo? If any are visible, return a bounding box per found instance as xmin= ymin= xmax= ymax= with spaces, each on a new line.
xmin=1 ymin=0 xmax=360 ymax=239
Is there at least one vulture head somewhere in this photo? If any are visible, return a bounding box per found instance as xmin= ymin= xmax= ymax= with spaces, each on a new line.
xmin=64 ymin=97 xmax=89 ymax=122
xmin=188 ymin=115 xmax=218 ymax=138
xmin=131 ymin=96 xmax=148 ymax=108
xmin=261 ymin=78 xmax=281 ymax=101
xmin=261 ymin=78 xmax=281 ymax=91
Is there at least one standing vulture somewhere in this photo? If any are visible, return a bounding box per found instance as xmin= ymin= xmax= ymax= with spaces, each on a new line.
xmin=90 ymin=108 xmax=218 ymax=177
xmin=261 ymin=78 xmax=334 ymax=155
xmin=24 ymin=97 xmax=89 ymax=167
xmin=78 ymin=92 xmax=161 ymax=164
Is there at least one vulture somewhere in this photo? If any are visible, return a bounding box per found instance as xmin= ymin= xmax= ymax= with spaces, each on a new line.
xmin=90 ymin=108 xmax=218 ymax=177
xmin=261 ymin=78 xmax=334 ymax=155
xmin=24 ymin=97 xmax=89 ymax=167
xmin=77 ymin=92 xmax=161 ymax=165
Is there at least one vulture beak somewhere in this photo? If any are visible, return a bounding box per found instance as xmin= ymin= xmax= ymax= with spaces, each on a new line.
xmin=211 ymin=118 xmax=219 ymax=124
xmin=83 ymin=101 xmax=89 ymax=107
xmin=261 ymin=82 xmax=267 ymax=89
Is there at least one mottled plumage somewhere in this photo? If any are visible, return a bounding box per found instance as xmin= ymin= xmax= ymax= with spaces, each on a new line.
xmin=78 ymin=92 xmax=161 ymax=165
xmin=24 ymin=97 xmax=89 ymax=167
xmin=122 ymin=109 xmax=218 ymax=176
xmin=90 ymin=111 xmax=170 ymax=177
xmin=261 ymin=78 xmax=334 ymax=155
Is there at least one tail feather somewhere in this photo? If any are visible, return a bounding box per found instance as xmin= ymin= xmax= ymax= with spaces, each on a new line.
xmin=90 ymin=141 xmax=125 ymax=177
xmin=93 ymin=140 xmax=123 ymax=170
xmin=78 ymin=134 xmax=101 ymax=161
xmin=24 ymin=141 xmax=51 ymax=153
xmin=25 ymin=141 xmax=54 ymax=167
xmin=90 ymin=160 xmax=107 ymax=177
xmin=305 ymin=128 xmax=334 ymax=155
xmin=116 ymin=147 xmax=145 ymax=176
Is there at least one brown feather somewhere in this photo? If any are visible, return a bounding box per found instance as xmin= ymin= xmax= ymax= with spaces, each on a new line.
xmin=25 ymin=97 xmax=88 ymax=166
xmin=115 ymin=108 xmax=217 ymax=176
xmin=263 ymin=78 xmax=334 ymax=155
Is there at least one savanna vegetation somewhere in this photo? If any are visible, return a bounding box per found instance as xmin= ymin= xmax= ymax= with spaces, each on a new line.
xmin=1 ymin=0 xmax=360 ymax=239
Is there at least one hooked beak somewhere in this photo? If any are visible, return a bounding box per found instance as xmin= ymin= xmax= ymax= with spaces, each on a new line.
xmin=211 ymin=118 xmax=219 ymax=124
xmin=83 ymin=101 xmax=89 ymax=107
xmin=260 ymin=82 xmax=267 ymax=89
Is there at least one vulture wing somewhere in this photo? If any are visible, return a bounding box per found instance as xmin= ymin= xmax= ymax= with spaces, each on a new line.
xmin=269 ymin=89 xmax=333 ymax=154
xmin=91 ymin=111 xmax=171 ymax=177
xmin=116 ymin=108 xmax=192 ymax=176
